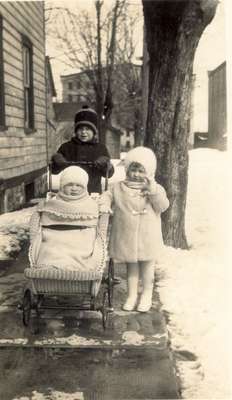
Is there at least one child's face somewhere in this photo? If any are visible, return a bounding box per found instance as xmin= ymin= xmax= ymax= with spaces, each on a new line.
xmin=62 ymin=182 xmax=85 ymax=196
xmin=76 ymin=125 xmax=94 ymax=142
xmin=127 ymin=162 xmax=146 ymax=182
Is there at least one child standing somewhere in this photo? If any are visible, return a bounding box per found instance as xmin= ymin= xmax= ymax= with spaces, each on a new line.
xmin=101 ymin=147 xmax=169 ymax=312
xmin=51 ymin=105 xmax=114 ymax=194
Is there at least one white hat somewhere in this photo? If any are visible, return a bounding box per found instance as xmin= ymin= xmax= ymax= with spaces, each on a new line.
xmin=124 ymin=146 xmax=157 ymax=179
xmin=59 ymin=166 xmax=89 ymax=189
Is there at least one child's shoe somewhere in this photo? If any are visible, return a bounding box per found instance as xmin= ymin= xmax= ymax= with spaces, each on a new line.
xmin=122 ymin=297 xmax=137 ymax=311
xmin=137 ymin=293 xmax=152 ymax=312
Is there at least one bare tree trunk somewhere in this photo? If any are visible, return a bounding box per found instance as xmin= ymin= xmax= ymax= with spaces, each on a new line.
xmin=134 ymin=105 xmax=142 ymax=146
xmin=143 ymin=0 xmax=218 ymax=249
xmin=95 ymin=0 xmax=105 ymax=143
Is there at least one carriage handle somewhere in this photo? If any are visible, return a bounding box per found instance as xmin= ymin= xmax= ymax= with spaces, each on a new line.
xmin=48 ymin=160 xmax=110 ymax=192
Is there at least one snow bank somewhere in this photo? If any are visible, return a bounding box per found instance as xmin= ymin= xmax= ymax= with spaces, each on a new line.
xmin=157 ymin=149 xmax=231 ymax=399
xmin=13 ymin=391 xmax=84 ymax=400
xmin=0 ymin=207 xmax=35 ymax=260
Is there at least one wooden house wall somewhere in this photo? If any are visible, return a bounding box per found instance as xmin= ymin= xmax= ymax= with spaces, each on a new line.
xmin=0 ymin=1 xmax=46 ymax=183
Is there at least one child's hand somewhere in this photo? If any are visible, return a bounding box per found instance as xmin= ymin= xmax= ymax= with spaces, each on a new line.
xmin=95 ymin=156 xmax=109 ymax=168
xmin=142 ymin=178 xmax=157 ymax=195
xmin=52 ymin=153 xmax=68 ymax=168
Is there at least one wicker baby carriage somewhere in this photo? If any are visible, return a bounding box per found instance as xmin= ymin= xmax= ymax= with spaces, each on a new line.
xmin=21 ymin=161 xmax=117 ymax=330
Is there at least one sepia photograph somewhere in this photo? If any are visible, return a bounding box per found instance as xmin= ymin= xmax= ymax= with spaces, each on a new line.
xmin=0 ymin=0 xmax=231 ymax=399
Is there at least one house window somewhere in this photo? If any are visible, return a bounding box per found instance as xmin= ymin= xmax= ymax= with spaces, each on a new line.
xmin=0 ymin=14 xmax=5 ymax=128
xmin=25 ymin=181 xmax=35 ymax=203
xmin=68 ymin=94 xmax=73 ymax=102
xmin=68 ymin=82 xmax=73 ymax=90
xmin=22 ymin=35 xmax=34 ymax=130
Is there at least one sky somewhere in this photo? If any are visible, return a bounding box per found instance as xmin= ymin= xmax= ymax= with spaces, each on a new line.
xmin=46 ymin=0 xmax=143 ymax=99
xmin=46 ymin=0 xmax=227 ymax=133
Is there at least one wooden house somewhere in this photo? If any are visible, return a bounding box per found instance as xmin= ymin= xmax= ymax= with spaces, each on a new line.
xmin=0 ymin=1 xmax=47 ymax=213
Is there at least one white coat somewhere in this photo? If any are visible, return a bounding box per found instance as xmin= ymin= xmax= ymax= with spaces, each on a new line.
xmin=101 ymin=181 xmax=169 ymax=263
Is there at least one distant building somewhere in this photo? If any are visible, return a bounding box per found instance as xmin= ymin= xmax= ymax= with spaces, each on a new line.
xmin=61 ymin=72 xmax=93 ymax=105
xmin=120 ymin=130 xmax=135 ymax=151
xmin=208 ymin=61 xmax=227 ymax=150
xmin=0 ymin=2 xmax=47 ymax=213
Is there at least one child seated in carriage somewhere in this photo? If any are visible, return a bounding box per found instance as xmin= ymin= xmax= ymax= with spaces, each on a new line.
xmin=29 ymin=166 xmax=106 ymax=278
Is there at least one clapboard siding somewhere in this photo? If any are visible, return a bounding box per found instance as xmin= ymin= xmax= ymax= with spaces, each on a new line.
xmin=5 ymin=63 xmax=23 ymax=82
xmin=0 ymin=151 xmax=47 ymax=167
xmin=0 ymin=129 xmax=46 ymax=139
xmin=1 ymin=22 xmax=44 ymax=62
xmin=5 ymin=105 xmax=23 ymax=119
xmin=3 ymin=29 xmax=45 ymax=67
xmin=3 ymin=41 xmax=45 ymax=78
xmin=0 ymin=3 xmax=44 ymax=48
xmin=10 ymin=2 xmax=44 ymax=36
xmin=0 ymin=137 xmax=46 ymax=147
xmin=5 ymin=93 xmax=23 ymax=108
xmin=0 ymin=153 xmax=47 ymax=170
xmin=33 ymin=81 xmax=47 ymax=94
xmin=1 ymin=160 xmax=46 ymax=180
xmin=0 ymin=1 xmax=47 ymax=183
xmin=4 ymin=72 xmax=24 ymax=91
xmin=0 ymin=145 xmax=46 ymax=158
xmin=3 ymin=48 xmax=23 ymax=71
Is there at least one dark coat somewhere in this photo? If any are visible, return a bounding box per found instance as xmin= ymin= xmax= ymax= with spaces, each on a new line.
xmin=51 ymin=137 xmax=114 ymax=194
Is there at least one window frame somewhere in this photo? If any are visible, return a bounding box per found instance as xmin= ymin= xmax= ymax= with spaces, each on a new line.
xmin=22 ymin=34 xmax=34 ymax=132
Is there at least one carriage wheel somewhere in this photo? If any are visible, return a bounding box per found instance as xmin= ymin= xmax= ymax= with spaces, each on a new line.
xmin=22 ymin=290 xmax=32 ymax=326
xmin=35 ymin=294 xmax=44 ymax=314
xmin=102 ymin=291 xmax=109 ymax=330
xmin=107 ymin=259 xmax=114 ymax=311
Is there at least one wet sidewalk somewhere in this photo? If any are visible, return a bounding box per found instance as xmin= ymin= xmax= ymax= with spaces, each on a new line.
xmin=0 ymin=251 xmax=180 ymax=399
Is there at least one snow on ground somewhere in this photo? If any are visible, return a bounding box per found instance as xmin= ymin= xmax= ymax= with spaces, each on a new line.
xmin=13 ymin=391 xmax=84 ymax=400
xmin=0 ymin=206 xmax=35 ymax=259
xmin=158 ymin=148 xmax=232 ymax=399
xmin=0 ymin=148 xmax=231 ymax=398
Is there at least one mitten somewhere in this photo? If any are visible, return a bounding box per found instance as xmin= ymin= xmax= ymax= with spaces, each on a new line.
xmin=52 ymin=153 xmax=68 ymax=167
xmin=147 ymin=179 xmax=157 ymax=194
xmin=95 ymin=156 xmax=110 ymax=168
xmin=142 ymin=178 xmax=157 ymax=196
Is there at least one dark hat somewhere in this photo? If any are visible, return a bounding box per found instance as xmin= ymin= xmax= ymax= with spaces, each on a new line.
xmin=74 ymin=105 xmax=98 ymax=135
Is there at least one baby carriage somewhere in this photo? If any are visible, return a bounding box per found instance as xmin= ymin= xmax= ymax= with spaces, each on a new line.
xmin=20 ymin=161 xmax=118 ymax=330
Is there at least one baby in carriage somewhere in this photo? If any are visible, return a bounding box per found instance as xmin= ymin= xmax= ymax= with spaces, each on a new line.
xmin=29 ymin=166 xmax=106 ymax=278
